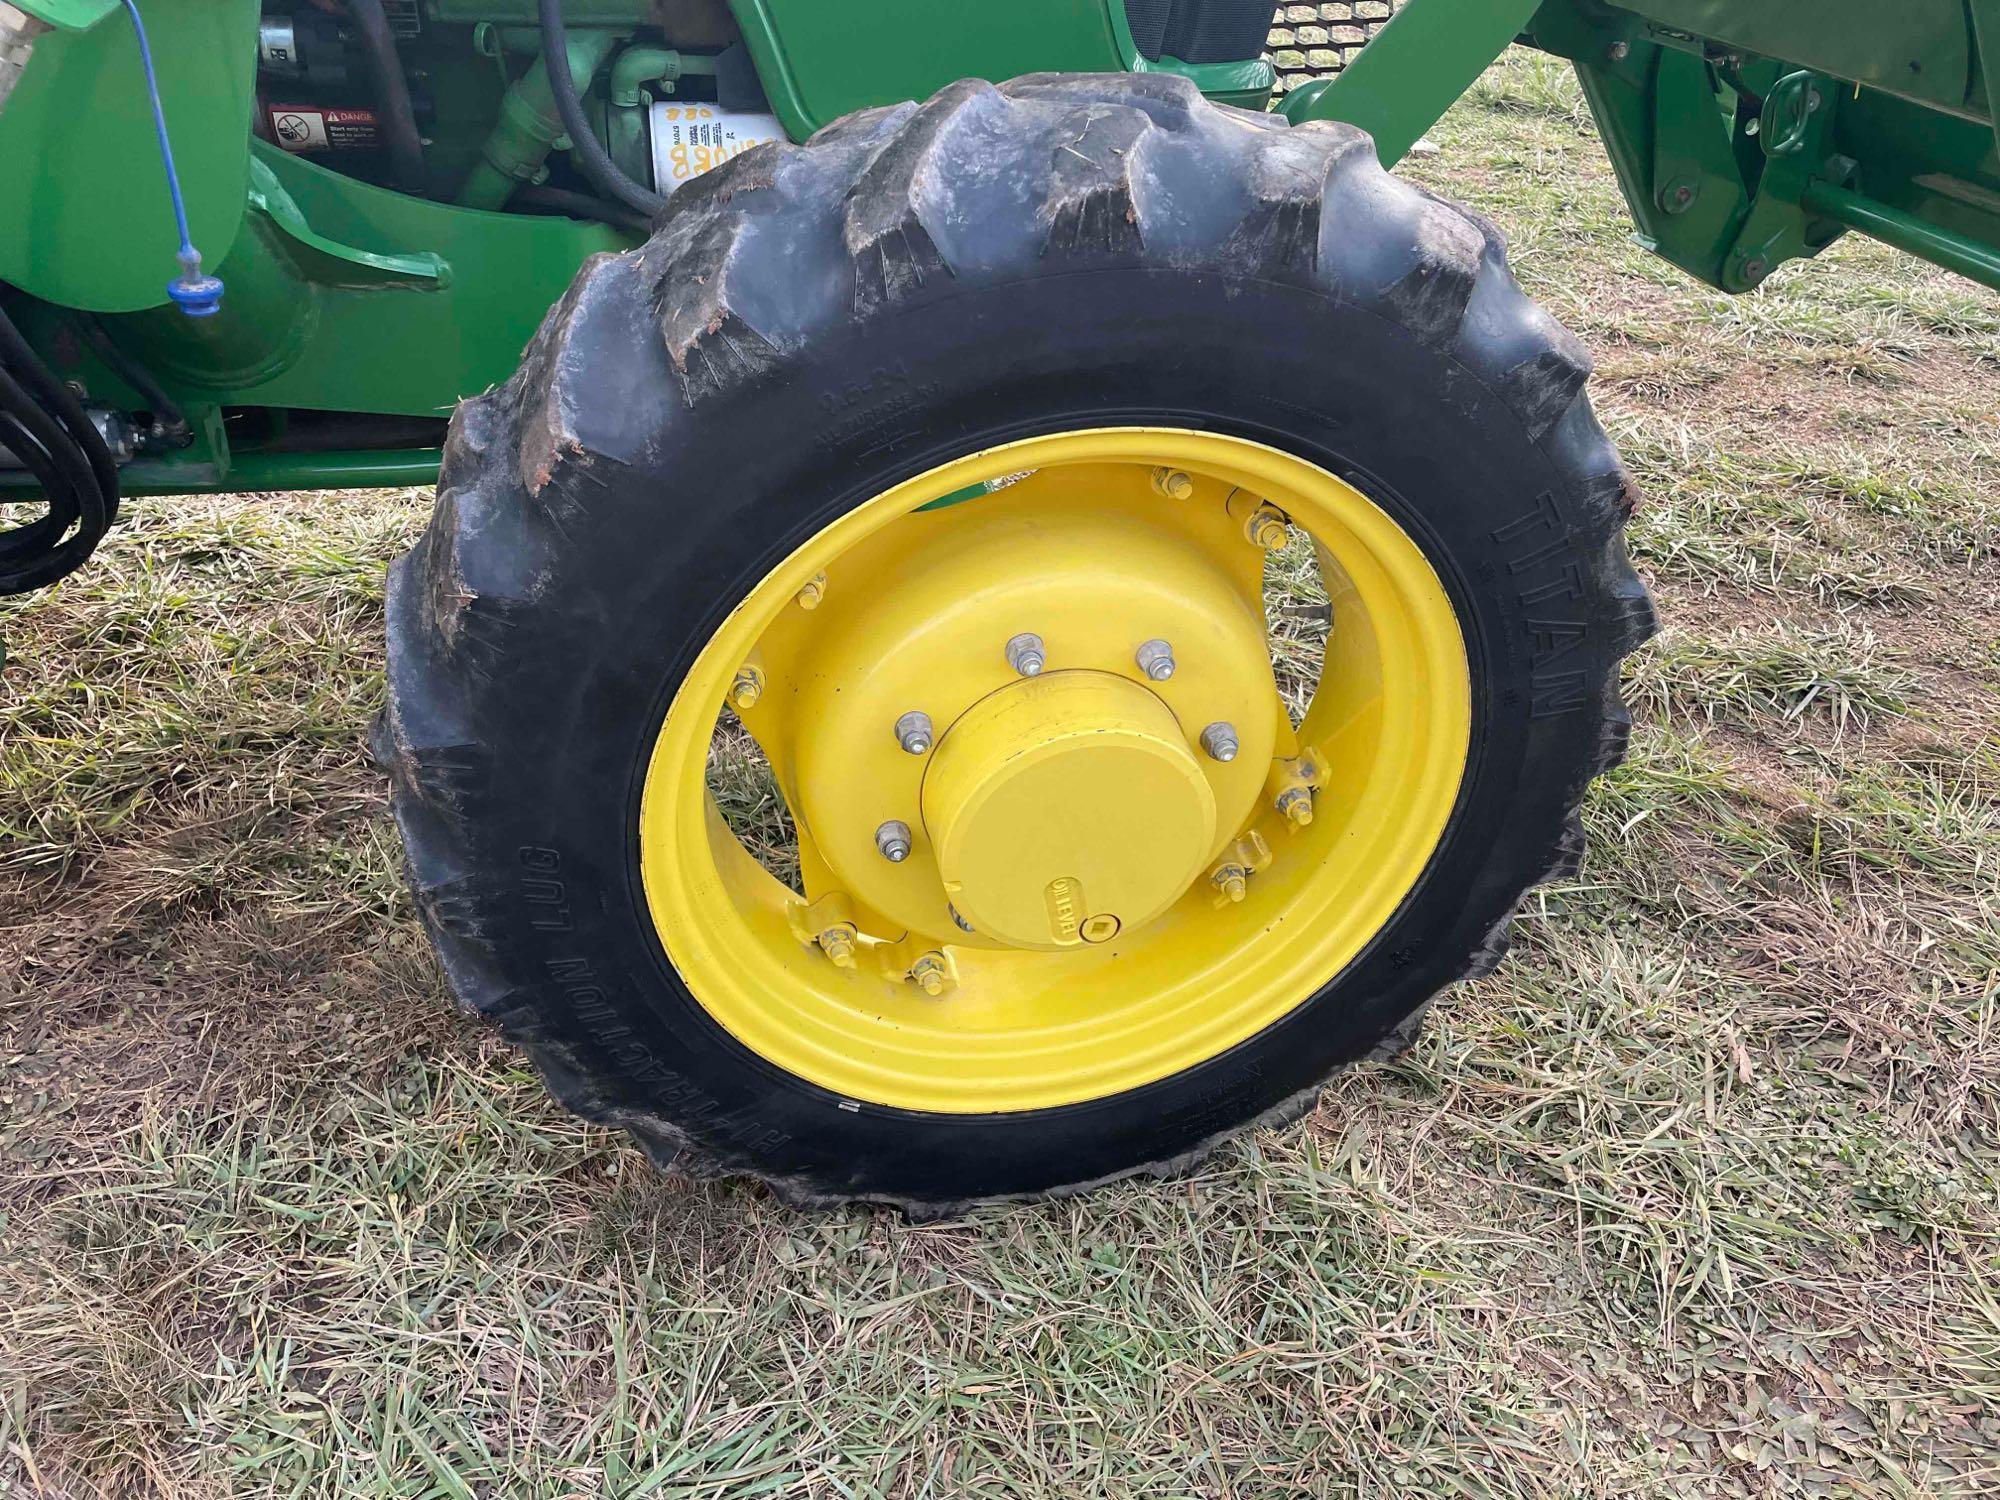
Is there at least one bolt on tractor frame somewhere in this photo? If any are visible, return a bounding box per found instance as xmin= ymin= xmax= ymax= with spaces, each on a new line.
xmin=2 ymin=0 xmax=1996 ymax=513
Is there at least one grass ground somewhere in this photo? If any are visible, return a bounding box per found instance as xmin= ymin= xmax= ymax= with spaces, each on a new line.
xmin=4 ymin=53 xmax=1998 ymax=1499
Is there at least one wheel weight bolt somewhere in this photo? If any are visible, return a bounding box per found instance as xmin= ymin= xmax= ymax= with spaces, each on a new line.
xmin=1005 ymin=632 xmax=1046 ymax=677
xmin=875 ymin=820 xmax=913 ymax=863
xmin=1135 ymin=638 xmax=1176 ymax=681
xmin=1201 ymin=721 xmax=1239 ymax=762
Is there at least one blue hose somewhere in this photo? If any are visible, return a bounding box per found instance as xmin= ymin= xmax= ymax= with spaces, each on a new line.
xmin=122 ymin=0 xmax=223 ymax=316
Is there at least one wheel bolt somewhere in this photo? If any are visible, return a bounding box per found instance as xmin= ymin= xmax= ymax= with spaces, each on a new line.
xmin=796 ymin=571 xmax=827 ymax=610
xmin=910 ymin=952 xmax=951 ymax=997
xmin=1201 ymin=721 xmax=1239 ymax=762
xmin=817 ymin=923 xmax=858 ymax=968
xmin=1212 ymin=865 xmax=1248 ymax=903
xmin=729 ymin=664 xmax=764 ymax=711
xmin=875 ymin=819 xmax=913 ymax=863
xmin=1135 ymin=638 xmax=1176 ymax=681
xmin=1244 ymin=508 xmax=1289 ymax=551
xmin=1276 ymin=787 xmax=1314 ymax=827
xmin=1151 ymin=467 xmax=1194 ymax=500
xmin=895 ymin=710 xmax=934 ymax=755
xmin=1005 ymin=632 xmax=1046 ymax=678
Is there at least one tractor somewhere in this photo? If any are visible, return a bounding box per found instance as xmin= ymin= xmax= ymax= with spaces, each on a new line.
xmin=2 ymin=1 xmax=1995 ymax=1210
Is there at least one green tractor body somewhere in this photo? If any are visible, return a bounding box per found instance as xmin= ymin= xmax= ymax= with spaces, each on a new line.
xmin=1 ymin=0 xmax=1996 ymax=505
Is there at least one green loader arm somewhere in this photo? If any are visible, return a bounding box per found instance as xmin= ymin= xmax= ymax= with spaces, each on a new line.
xmin=1285 ymin=0 xmax=2000 ymax=294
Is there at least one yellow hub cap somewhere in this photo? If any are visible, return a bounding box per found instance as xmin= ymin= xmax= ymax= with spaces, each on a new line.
xmin=639 ymin=428 xmax=1471 ymax=1113
xmin=924 ymin=670 xmax=1218 ymax=951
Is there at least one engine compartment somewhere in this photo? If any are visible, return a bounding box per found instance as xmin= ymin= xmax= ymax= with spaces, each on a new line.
xmin=251 ymin=1 xmax=777 ymax=218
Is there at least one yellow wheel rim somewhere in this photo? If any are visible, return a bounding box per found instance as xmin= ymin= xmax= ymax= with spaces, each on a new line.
xmin=638 ymin=428 xmax=1471 ymax=1113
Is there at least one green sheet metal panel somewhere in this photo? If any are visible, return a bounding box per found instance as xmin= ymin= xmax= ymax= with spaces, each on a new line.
xmin=105 ymin=141 xmax=627 ymax=417
xmin=0 ymin=0 xmax=260 ymax=312
xmin=1600 ymin=0 xmax=1979 ymax=118
xmin=728 ymin=0 xmax=1131 ymax=140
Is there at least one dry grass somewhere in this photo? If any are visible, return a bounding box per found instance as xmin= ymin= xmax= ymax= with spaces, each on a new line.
xmin=4 ymin=52 xmax=1999 ymax=1498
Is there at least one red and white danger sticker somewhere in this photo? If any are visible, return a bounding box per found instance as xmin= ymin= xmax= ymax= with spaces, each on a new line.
xmin=268 ymin=104 xmax=380 ymax=152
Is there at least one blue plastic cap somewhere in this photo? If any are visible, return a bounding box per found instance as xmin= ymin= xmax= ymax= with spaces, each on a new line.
xmin=168 ymin=272 xmax=225 ymax=318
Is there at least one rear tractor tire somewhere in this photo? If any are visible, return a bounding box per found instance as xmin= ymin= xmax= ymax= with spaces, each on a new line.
xmin=375 ymin=73 xmax=1655 ymax=1211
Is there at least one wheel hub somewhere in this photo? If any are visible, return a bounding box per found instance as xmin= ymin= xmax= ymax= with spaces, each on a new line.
xmin=777 ymin=481 xmax=1278 ymax=950
xmin=923 ymin=670 xmax=1217 ymax=950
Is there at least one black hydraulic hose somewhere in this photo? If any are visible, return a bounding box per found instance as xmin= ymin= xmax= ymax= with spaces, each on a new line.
xmin=537 ymin=0 xmax=665 ymax=218
xmin=514 ymin=184 xmax=651 ymax=236
xmin=77 ymin=314 xmax=190 ymax=446
xmin=344 ymin=0 xmax=427 ymax=195
xmin=0 ymin=364 xmax=110 ymax=593
xmin=0 ymin=411 xmax=78 ymax=556
xmin=0 ymin=301 xmax=118 ymax=519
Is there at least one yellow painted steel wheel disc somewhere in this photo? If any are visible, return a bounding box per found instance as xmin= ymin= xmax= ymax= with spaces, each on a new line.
xmin=638 ymin=428 xmax=1471 ymax=1114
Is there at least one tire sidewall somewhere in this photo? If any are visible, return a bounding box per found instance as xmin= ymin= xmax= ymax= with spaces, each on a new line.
xmin=451 ymin=268 xmax=1614 ymax=1203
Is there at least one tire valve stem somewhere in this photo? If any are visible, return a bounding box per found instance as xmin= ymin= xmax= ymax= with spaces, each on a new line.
xmin=895 ymin=710 xmax=934 ymax=755
xmin=1005 ymin=632 xmax=1046 ymax=678
xmin=729 ymin=663 xmax=764 ymax=711
xmin=875 ymin=820 xmax=912 ymax=863
xmin=796 ymin=571 xmax=827 ymax=610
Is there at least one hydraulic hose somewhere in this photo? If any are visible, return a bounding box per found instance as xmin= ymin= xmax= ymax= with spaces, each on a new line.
xmin=344 ymin=0 xmax=427 ymax=195
xmin=78 ymin=315 xmax=189 ymax=446
xmin=537 ymin=0 xmax=665 ymax=218
xmin=514 ymin=184 xmax=651 ymax=236
xmin=0 ymin=365 xmax=111 ymax=593
xmin=0 ymin=302 xmax=117 ymax=512
xmin=0 ymin=301 xmax=120 ymax=594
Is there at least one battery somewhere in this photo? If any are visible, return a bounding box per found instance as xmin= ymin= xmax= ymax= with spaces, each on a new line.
xmin=648 ymin=103 xmax=786 ymax=195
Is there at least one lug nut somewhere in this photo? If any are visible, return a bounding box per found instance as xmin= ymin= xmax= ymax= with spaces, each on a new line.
xmin=796 ymin=571 xmax=827 ymax=610
xmin=1005 ymin=632 xmax=1046 ymax=678
xmin=1245 ymin=508 xmax=1289 ymax=551
xmin=1212 ymin=865 xmax=1249 ymax=903
xmin=1276 ymin=787 xmax=1315 ymax=827
xmin=910 ymin=951 xmax=951 ymax=997
xmin=817 ymin=923 xmax=858 ymax=968
xmin=895 ymin=710 xmax=934 ymax=755
xmin=1201 ymin=721 xmax=1240 ymax=762
xmin=1151 ymin=467 xmax=1194 ymax=500
xmin=729 ymin=664 xmax=764 ymax=711
xmin=875 ymin=819 xmax=913 ymax=863
xmin=1135 ymin=638 xmax=1176 ymax=681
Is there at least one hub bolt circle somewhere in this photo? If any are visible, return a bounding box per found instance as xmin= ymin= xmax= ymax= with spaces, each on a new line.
xmin=895 ymin=710 xmax=934 ymax=755
xmin=1201 ymin=721 xmax=1240 ymax=762
xmin=1005 ymin=632 xmax=1046 ymax=678
xmin=1135 ymin=638 xmax=1177 ymax=681
xmin=875 ymin=819 xmax=913 ymax=863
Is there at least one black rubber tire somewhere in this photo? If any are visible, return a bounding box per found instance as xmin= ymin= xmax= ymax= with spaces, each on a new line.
xmin=374 ymin=73 xmax=1656 ymax=1212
